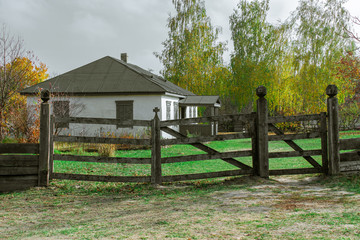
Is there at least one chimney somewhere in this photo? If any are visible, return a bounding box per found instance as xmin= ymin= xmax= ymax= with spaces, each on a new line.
xmin=121 ymin=53 xmax=127 ymax=63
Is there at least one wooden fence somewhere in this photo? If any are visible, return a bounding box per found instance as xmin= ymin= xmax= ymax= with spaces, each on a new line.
xmin=2 ymin=85 xmax=359 ymax=191
xmin=0 ymin=90 xmax=52 ymax=192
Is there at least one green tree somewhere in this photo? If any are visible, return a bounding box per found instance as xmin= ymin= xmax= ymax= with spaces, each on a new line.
xmin=155 ymin=0 xmax=227 ymax=97
xmin=287 ymin=0 xmax=353 ymax=114
xmin=229 ymin=0 xmax=287 ymax=113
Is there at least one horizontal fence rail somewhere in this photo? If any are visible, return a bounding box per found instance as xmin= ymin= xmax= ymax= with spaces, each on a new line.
xmin=160 ymin=132 xmax=252 ymax=146
xmin=54 ymin=154 xmax=151 ymax=164
xmin=55 ymin=117 xmax=152 ymax=127
xmin=268 ymin=114 xmax=322 ymax=124
xmin=160 ymin=113 xmax=256 ymax=127
xmin=52 ymin=173 xmax=151 ymax=183
xmin=54 ymin=136 xmax=151 ymax=146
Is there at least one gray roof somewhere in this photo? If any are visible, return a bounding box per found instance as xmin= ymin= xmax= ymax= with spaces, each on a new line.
xmin=179 ymin=96 xmax=221 ymax=107
xmin=20 ymin=56 xmax=196 ymax=97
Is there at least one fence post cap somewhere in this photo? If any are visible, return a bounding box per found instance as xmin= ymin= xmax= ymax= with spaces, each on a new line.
xmin=41 ymin=89 xmax=50 ymax=103
xmin=256 ymin=85 xmax=267 ymax=98
xmin=326 ymin=85 xmax=338 ymax=97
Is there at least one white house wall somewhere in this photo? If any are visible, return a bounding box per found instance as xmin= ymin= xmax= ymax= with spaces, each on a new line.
xmin=27 ymin=94 xmax=162 ymax=137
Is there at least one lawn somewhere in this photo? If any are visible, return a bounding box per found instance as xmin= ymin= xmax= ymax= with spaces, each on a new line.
xmin=1 ymin=131 xmax=360 ymax=239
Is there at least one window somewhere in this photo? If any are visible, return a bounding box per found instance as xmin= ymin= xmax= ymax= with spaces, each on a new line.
xmin=174 ymin=102 xmax=179 ymax=119
xmin=166 ymin=101 xmax=171 ymax=120
xmin=116 ymin=101 xmax=133 ymax=128
xmin=53 ymin=101 xmax=70 ymax=128
xmin=193 ymin=106 xmax=196 ymax=118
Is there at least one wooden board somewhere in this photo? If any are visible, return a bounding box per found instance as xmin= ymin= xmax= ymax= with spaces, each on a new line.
xmin=268 ymin=150 xmax=322 ymax=158
xmin=269 ymin=168 xmax=321 ymax=175
xmin=161 ymin=169 xmax=253 ymax=182
xmin=161 ymin=150 xmax=253 ymax=163
xmin=268 ymin=132 xmax=320 ymax=141
xmin=340 ymin=161 xmax=360 ymax=172
xmin=0 ymin=167 xmax=38 ymax=175
xmin=52 ymin=173 xmax=151 ymax=183
xmin=0 ymin=175 xmax=38 ymax=192
xmin=340 ymin=151 xmax=360 ymax=162
xmin=160 ymin=113 xmax=255 ymax=127
xmin=161 ymin=132 xmax=251 ymax=146
xmin=55 ymin=117 xmax=152 ymax=127
xmin=54 ymin=136 xmax=151 ymax=146
xmin=0 ymin=143 xmax=39 ymax=154
xmin=268 ymin=114 xmax=321 ymax=124
xmin=54 ymin=154 xmax=151 ymax=164
xmin=340 ymin=138 xmax=360 ymax=150
xmin=0 ymin=156 xmax=39 ymax=164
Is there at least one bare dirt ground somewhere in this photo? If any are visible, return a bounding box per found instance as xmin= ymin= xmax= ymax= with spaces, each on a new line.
xmin=1 ymin=175 xmax=360 ymax=239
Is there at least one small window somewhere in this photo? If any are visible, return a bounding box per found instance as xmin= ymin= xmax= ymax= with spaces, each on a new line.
xmin=166 ymin=101 xmax=171 ymax=120
xmin=174 ymin=102 xmax=179 ymax=119
xmin=116 ymin=101 xmax=133 ymax=128
xmin=53 ymin=101 xmax=70 ymax=128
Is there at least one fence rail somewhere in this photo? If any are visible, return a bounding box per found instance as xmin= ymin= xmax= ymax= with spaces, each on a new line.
xmin=55 ymin=117 xmax=152 ymax=126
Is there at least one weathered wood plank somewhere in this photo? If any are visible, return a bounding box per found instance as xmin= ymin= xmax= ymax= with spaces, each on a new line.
xmin=161 ymin=150 xmax=253 ymax=163
xmin=160 ymin=114 xmax=255 ymax=127
xmin=256 ymin=89 xmax=269 ymax=178
xmin=0 ymin=175 xmax=38 ymax=192
xmin=54 ymin=154 xmax=151 ymax=164
xmin=268 ymin=150 xmax=322 ymax=158
xmin=161 ymin=169 xmax=253 ymax=182
xmin=268 ymin=132 xmax=320 ymax=141
xmin=269 ymin=168 xmax=321 ymax=175
xmin=320 ymin=112 xmax=328 ymax=175
xmin=51 ymin=173 xmax=151 ymax=183
xmin=268 ymin=123 xmax=322 ymax=170
xmin=268 ymin=114 xmax=321 ymax=124
xmin=340 ymin=138 xmax=360 ymax=150
xmin=55 ymin=117 xmax=152 ymax=127
xmin=0 ymin=143 xmax=39 ymax=154
xmin=0 ymin=157 xmax=39 ymax=166
xmin=151 ymin=110 xmax=162 ymax=184
xmin=39 ymin=101 xmax=51 ymax=187
xmin=340 ymin=151 xmax=360 ymax=162
xmin=340 ymin=161 xmax=360 ymax=172
xmin=161 ymin=126 xmax=252 ymax=170
xmin=160 ymin=132 xmax=251 ymax=146
xmin=0 ymin=167 xmax=38 ymax=175
xmin=0 ymin=155 xmax=39 ymax=162
xmin=54 ymin=136 xmax=151 ymax=146
xmin=327 ymin=86 xmax=340 ymax=175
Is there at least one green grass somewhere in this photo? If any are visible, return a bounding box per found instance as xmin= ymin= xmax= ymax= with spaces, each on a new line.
xmin=53 ymin=131 xmax=360 ymax=178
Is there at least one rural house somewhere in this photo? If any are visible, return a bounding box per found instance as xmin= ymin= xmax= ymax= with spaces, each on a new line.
xmin=20 ymin=54 xmax=220 ymax=137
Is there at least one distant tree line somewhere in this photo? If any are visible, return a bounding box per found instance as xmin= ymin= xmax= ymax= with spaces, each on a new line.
xmin=156 ymin=0 xmax=360 ymax=127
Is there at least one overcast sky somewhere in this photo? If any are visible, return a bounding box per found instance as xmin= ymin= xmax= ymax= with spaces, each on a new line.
xmin=1 ymin=0 xmax=360 ymax=77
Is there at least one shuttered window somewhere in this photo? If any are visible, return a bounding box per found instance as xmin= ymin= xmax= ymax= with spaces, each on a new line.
xmin=53 ymin=101 xmax=70 ymax=128
xmin=116 ymin=101 xmax=133 ymax=128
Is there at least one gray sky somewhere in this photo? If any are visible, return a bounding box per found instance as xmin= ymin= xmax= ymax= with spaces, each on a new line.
xmin=1 ymin=0 xmax=360 ymax=77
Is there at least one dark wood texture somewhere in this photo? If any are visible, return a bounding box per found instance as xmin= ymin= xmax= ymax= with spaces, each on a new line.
xmin=38 ymin=102 xmax=51 ymax=187
xmin=256 ymin=94 xmax=269 ymax=178
xmin=269 ymin=168 xmax=321 ymax=175
xmin=340 ymin=161 xmax=360 ymax=172
xmin=161 ymin=150 xmax=252 ymax=163
xmin=340 ymin=151 xmax=360 ymax=162
xmin=327 ymin=91 xmax=340 ymax=175
xmin=340 ymin=138 xmax=360 ymax=150
xmin=161 ymin=169 xmax=253 ymax=182
xmin=55 ymin=117 xmax=151 ymax=127
xmin=0 ymin=175 xmax=38 ymax=192
xmin=54 ymin=154 xmax=151 ymax=164
xmin=268 ymin=114 xmax=321 ymax=124
xmin=54 ymin=136 xmax=151 ymax=146
xmin=151 ymin=109 xmax=162 ymax=184
xmin=268 ymin=150 xmax=322 ymax=158
xmin=320 ymin=112 xmax=329 ymax=174
xmin=0 ymin=143 xmax=39 ymax=154
xmin=52 ymin=173 xmax=151 ymax=183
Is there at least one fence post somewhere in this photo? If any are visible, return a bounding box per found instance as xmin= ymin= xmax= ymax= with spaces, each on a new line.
xmin=38 ymin=90 xmax=51 ymax=186
xmin=151 ymin=107 xmax=162 ymax=185
xmin=255 ymin=86 xmax=269 ymax=178
xmin=320 ymin=112 xmax=328 ymax=175
xmin=326 ymin=85 xmax=340 ymax=175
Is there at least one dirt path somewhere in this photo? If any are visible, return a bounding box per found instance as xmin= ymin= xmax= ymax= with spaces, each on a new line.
xmin=1 ymin=175 xmax=360 ymax=239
